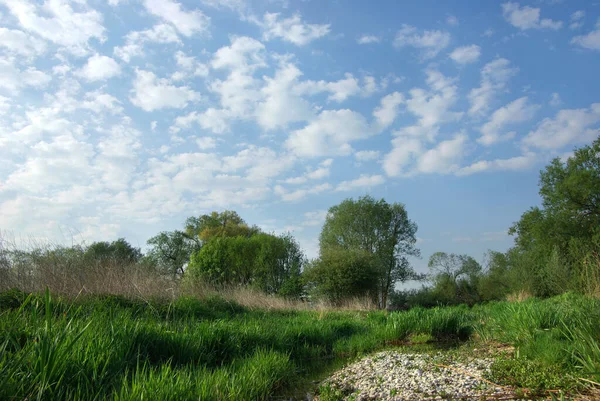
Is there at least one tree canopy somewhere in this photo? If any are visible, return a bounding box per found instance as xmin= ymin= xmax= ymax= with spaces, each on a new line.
xmin=185 ymin=211 xmax=260 ymax=242
xmin=318 ymin=195 xmax=420 ymax=308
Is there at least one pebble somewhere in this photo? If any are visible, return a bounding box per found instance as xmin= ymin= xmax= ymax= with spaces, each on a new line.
xmin=318 ymin=351 xmax=509 ymax=401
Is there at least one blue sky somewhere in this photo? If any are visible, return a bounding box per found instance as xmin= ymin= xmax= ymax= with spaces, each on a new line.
xmin=1 ymin=0 xmax=599 ymax=282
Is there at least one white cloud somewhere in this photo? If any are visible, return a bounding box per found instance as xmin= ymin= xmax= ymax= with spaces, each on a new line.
xmin=81 ymin=90 xmax=123 ymax=114
xmin=1 ymin=0 xmax=105 ymax=55
xmin=285 ymin=109 xmax=372 ymax=157
xmin=256 ymin=61 xmax=313 ymax=130
xmin=295 ymin=73 xmax=361 ymax=103
xmin=335 ymin=174 xmax=385 ymax=192
xmin=569 ymin=10 xmax=585 ymax=30
xmin=0 ymin=27 xmax=46 ymax=58
xmin=447 ymin=15 xmax=459 ymax=26
xmin=550 ymin=92 xmax=561 ymax=107
xmin=0 ymin=58 xmax=51 ymax=93
xmin=458 ymin=152 xmax=537 ymax=175
xmin=75 ymin=54 xmax=121 ymax=82
xmin=143 ymin=0 xmax=210 ymax=37
xmin=172 ymin=50 xmax=209 ymax=80
xmin=523 ymin=103 xmax=600 ymax=149
xmin=303 ymin=210 xmax=327 ymax=226
xmin=502 ymin=2 xmax=562 ymax=31
xmin=571 ymin=19 xmax=600 ymax=50
xmin=357 ymin=34 xmax=380 ymax=44
xmin=449 ymin=45 xmax=481 ymax=64
xmin=373 ymin=92 xmax=404 ymax=130
xmin=405 ymin=70 xmax=462 ymax=128
xmin=129 ymin=69 xmax=201 ymax=112
xmin=393 ymin=24 xmax=451 ymax=60
xmin=415 ymin=134 xmax=467 ymax=174
xmin=114 ymin=24 xmax=180 ymax=63
xmin=260 ymin=12 xmax=330 ymax=46
xmin=274 ymin=183 xmax=331 ymax=202
xmin=383 ymin=137 xmax=423 ymax=177
xmin=479 ymin=97 xmax=539 ymax=146
xmin=354 ymin=150 xmax=380 ymax=161
xmin=196 ymin=137 xmax=217 ymax=150
xmin=468 ymin=58 xmax=518 ymax=116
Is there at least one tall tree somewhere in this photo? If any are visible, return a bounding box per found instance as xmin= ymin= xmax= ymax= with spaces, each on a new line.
xmin=146 ymin=231 xmax=199 ymax=277
xmin=185 ymin=211 xmax=260 ymax=242
xmin=84 ymin=238 xmax=142 ymax=264
xmin=319 ymin=196 xmax=420 ymax=308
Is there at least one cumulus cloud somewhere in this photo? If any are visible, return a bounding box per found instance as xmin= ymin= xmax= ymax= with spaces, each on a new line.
xmin=260 ymin=12 xmax=330 ymax=46
xmin=478 ymin=97 xmax=539 ymax=146
xmin=393 ymin=24 xmax=451 ymax=60
xmin=449 ymin=45 xmax=481 ymax=64
xmin=295 ymin=73 xmax=361 ymax=103
xmin=1 ymin=0 xmax=105 ymax=55
xmin=129 ymin=70 xmax=201 ymax=112
xmin=274 ymin=183 xmax=331 ymax=202
xmin=569 ymin=10 xmax=585 ymax=30
xmin=285 ymin=109 xmax=372 ymax=157
xmin=75 ymin=54 xmax=121 ymax=82
xmin=354 ymin=150 xmax=380 ymax=162
xmin=373 ymin=92 xmax=404 ymax=130
xmin=571 ymin=19 xmax=600 ymax=50
xmin=523 ymin=103 xmax=600 ymax=149
xmin=0 ymin=27 xmax=46 ymax=58
xmin=458 ymin=152 xmax=537 ymax=175
xmin=501 ymin=2 xmax=562 ymax=30
xmin=143 ymin=0 xmax=210 ymax=37
xmin=0 ymin=58 xmax=51 ymax=93
xmin=357 ymin=34 xmax=380 ymax=44
xmin=335 ymin=174 xmax=385 ymax=191
xmin=468 ymin=58 xmax=518 ymax=116
xmin=114 ymin=24 xmax=180 ymax=62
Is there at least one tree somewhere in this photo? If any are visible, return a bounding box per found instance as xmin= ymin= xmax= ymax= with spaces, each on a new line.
xmin=185 ymin=232 xmax=305 ymax=297
xmin=303 ymin=248 xmax=378 ymax=306
xmin=427 ymin=252 xmax=482 ymax=304
xmin=146 ymin=231 xmax=200 ymax=277
xmin=184 ymin=211 xmax=260 ymax=242
xmin=84 ymin=238 xmax=142 ymax=265
xmin=318 ymin=196 xmax=420 ymax=309
xmin=507 ymin=136 xmax=600 ymax=296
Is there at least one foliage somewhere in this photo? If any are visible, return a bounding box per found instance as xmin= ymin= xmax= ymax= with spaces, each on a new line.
xmin=186 ymin=233 xmax=305 ymax=297
xmin=2 ymin=290 xmax=597 ymax=400
xmin=184 ymin=211 xmax=260 ymax=242
xmin=145 ymin=231 xmax=200 ymax=277
xmin=84 ymin=238 xmax=142 ymax=265
xmin=318 ymin=195 xmax=420 ymax=308
xmin=303 ymin=248 xmax=378 ymax=305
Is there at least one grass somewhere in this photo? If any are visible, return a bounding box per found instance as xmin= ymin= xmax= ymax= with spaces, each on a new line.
xmin=0 ymin=289 xmax=599 ymax=400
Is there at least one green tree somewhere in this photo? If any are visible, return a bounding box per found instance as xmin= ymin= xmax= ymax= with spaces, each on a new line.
xmin=427 ymin=252 xmax=482 ymax=304
xmin=186 ymin=232 xmax=305 ymax=297
xmin=185 ymin=211 xmax=260 ymax=242
xmin=318 ymin=196 xmax=420 ymax=309
xmin=507 ymin=136 xmax=600 ymax=296
xmin=84 ymin=238 xmax=142 ymax=265
xmin=146 ymin=231 xmax=200 ymax=277
xmin=303 ymin=248 xmax=378 ymax=306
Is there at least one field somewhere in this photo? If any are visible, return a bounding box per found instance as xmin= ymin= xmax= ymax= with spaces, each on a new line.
xmin=1 ymin=289 xmax=599 ymax=400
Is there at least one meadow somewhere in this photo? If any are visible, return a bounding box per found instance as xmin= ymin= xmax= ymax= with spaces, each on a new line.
xmin=1 ymin=289 xmax=599 ymax=401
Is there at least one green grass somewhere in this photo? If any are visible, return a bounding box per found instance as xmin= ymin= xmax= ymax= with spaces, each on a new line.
xmin=0 ymin=289 xmax=599 ymax=400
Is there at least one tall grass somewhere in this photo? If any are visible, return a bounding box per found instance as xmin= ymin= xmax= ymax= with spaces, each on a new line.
xmin=1 ymin=289 xmax=599 ymax=400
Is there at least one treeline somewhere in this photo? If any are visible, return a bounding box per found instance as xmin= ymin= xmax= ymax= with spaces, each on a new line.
xmin=393 ymin=136 xmax=600 ymax=308
xmin=0 ymin=198 xmax=421 ymax=309
xmin=2 ymin=137 xmax=599 ymax=309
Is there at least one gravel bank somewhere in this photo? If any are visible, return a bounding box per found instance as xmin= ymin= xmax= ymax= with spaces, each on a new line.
xmin=319 ymin=350 xmax=511 ymax=400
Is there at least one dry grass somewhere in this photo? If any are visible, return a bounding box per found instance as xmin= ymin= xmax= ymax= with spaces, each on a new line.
xmin=506 ymin=289 xmax=533 ymax=302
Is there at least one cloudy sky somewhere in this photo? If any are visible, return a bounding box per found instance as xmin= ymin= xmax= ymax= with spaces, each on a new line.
xmin=0 ymin=0 xmax=599 ymax=278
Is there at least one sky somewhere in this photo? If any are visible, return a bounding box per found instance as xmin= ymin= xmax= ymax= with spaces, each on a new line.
xmin=0 ymin=0 xmax=599 ymax=283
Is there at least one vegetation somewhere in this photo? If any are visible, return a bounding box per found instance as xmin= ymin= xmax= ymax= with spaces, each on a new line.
xmin=0 ymin=289 xmax=599 ymax=400
xmin=316 ymin=196 xmax=421 ymax=308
